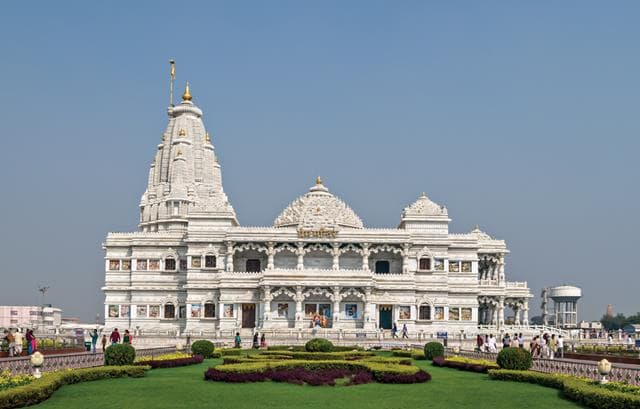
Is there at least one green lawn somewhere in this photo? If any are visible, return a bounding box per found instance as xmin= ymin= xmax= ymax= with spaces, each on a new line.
xmin=32 ymin=358 xmax=584 ymax=409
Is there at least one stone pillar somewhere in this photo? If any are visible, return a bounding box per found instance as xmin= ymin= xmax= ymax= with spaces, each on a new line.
xmin=362 ymin=243 xmax=370 ymax=271
xmin=262 ymin=286 xmax=272 ymax=325
xmin=402 ymin=243 xmax=410 ymax=274
xmin=498 ymin=298 xmax=505 ymax=327
xmin=225 ymin=242 xmax=234 ymax=272
xmin=492 ymin=305 xmax=498 ymax=325
xmin=363 ymin=287 xmax=373 ymax=329
xmin=332 ymin=286 xmax=341 ymax=326
xmin=295 ymin=285 xmax=303 ymax=328
xmin=514 ymin=305 xmax=520 ymax=325
xmin=498 ymin=255 xmax=505 ymax=284
xmin=332 ymin=243 xmax=340 ymax=270
xmin=266 ymin=242 xmax=275 ymax=270
xmin=523 ymin=301 xmax=529 ymax=325
xmin=296 ymin=242 xmax=304 ymax=270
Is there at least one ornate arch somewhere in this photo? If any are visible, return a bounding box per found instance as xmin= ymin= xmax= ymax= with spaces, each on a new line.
xmin=233 ymin=242 xmax=268 ymax=254
xmin=201 ymin=244 xmax=220 ymax=257
xmin=339 ymin=243 xmax=363 ymax=255
xmin=161 ymin=248 xmax=179 ymax=259
xmin=415 ymin=293 xmax=434 ymax=307
xmin=369 ymin=244 xmax=403 ymax=255
xmin=274 ymin=243 xmax=298 ymax=254
xmin=271 ymin=287 xmax=296 ymax=299
xmin=303 ymin=243 xmax=333 ymax=254
xmin=303 ymin=287 xmax=334 ymax=301
xmin=340 ymin=287 xmax=365 ymax=300
xmin=414 ymin=246 xmax=433 ymax=260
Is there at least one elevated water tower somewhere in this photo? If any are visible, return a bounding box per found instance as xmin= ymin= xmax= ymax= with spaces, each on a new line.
xmin=547 ymin=285 xmax=582 ymax=329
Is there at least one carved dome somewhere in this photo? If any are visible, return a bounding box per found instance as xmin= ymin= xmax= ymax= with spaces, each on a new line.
xmin=274 ymin=178 xmax=364 ymax=229
xmin=402 ymin=193 xmax=448 ymax=218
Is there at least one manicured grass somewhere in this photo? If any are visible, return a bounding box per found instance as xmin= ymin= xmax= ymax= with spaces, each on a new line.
xmin=32 ymin=358 xmax=584 ymax=409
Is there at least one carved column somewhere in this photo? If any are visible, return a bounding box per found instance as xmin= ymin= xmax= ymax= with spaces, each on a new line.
xmin=266 ymin=242 xmax=275 ymax=270
xmin=262 ymin=286 xmax=272 ymax=326
xmin=523 ymin=300 xmax=529 ymax=325
xmin=362 ymin=243 xmax=370 ymax=271
xmin=332 ymin=243 xmax=340 ymax=270
xmin=513 ymin=304 xmax=520 ymax=325
xmin=296 ymin=242 xmax=304 ymax=270
xmin=332 ymin=286 xmax=341 ymax=325
xmin=225 ymin=241 xmax=234 ymax=272
xmin=492 ymin=303 xmax=498 ymax=325
xmin=402 ymin=243 xmax=410 ymax=274
xmin=498 ymin=254 xmax=505 ymax=284
xmin=363 ymin=287 xmax=375 ymax=329
xmin=498 ymin=297 xmax=505 ymax=327
xmin=295 ymin=285 xmax=304 ymax=328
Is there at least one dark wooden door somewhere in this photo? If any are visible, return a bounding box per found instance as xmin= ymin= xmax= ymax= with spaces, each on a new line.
xmin=242 ymin=304 xmax=256 ymax=328
xmin=379 ymin=305 xmax=392 ymax=329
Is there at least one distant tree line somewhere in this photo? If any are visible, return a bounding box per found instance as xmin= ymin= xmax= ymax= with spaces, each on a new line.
xmin=600 ymin=312 xmax=640 ymax=331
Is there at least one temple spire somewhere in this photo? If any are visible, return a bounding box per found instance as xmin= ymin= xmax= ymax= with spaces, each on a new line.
xmin=182 ymin=82 xmax=192 ymax=101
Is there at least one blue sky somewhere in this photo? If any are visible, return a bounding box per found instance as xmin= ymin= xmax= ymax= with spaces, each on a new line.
xmin=0 ymin=1 xmax=638 ymax=322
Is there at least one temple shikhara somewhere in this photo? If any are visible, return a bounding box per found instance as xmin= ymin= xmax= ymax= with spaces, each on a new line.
xmin=103 ymin=81 xmax=533 ymax=340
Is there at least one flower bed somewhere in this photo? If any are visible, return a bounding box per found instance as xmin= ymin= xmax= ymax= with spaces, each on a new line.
xmin=0 ymin=366 xmax=148 ymax=409
xmin=135 ymin=353 xmax=204 ymax=369
xmin=391 ymin=349 xmax=426 ymax=360
xmin=0 ymin=370 xmax=33 ymax=392
xmin=432 ymin=356 xmax=499 ymax=373
xmin=488 ymin=369 xmax=640 ymax=409
xmin=205 ymin=354 xmax=431 ymax=385
xmin=259 ymin=350 xmax=375 ymax=361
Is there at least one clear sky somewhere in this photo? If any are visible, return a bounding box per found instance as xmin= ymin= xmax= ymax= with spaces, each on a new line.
xmin=0 ymin=1 xmax=638 ymax=323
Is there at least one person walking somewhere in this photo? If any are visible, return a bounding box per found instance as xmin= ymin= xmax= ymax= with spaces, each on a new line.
xmin=123 ymin=330 xmax=131 ymax=345
xmin=252 ymin=333 xmax=260 ymax=349
xmin=518 ymin=333 xmax=524 ymax=348
xmin=101 ymin=334 xmax=107 ymax=352
xmin=476 ymin=334 xmax=484 ymax=352
xmin=502 ymin=333 xmax=511 ymax=349
xmin=391 ymin=323 xmax=398 ymax=339
xmin=13 ymin=330 xmax=23 ymax=356
xmin=550 ymin=334 xmax=557 ymax=359
xmin=401 ymin=324 xmax=409 ymax=339
xmin=90 ymin=329 xmax=99 ymax=353
xmin=260 ymin=333 xmax=267 ymax=348
xmin=234 ymin=332 xmax=241 ymax=348
xmin=25 ymin=330 xmax=36 ymax=355
xmin=109 ymin=328 xmax=120 ymax=345
xmin=488 ymin=334 xmax=497 ymax=353
xmin=4 ymin=330 xmax=15 ymax=357
xmin=557 ymin=335 xmax=564 ymax=359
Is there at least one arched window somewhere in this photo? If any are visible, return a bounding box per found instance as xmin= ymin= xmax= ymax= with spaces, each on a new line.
xmin=375 ymin=260 xmax=390 ymax=274
xmin=164 ymin=304 xmax=175 ymax=319
xmin=419 ymin=305 xmax=431 ymax=320
xmin=419 ymin=258 xmax=431 ymax=271
xmin=204 ymin=303 xmax=216 ymax=318
xmin=165 ymin=257 xmax=176 ymax=271
xmin=205 ymin=255 xmax=217 ymax=268
xmin=246 ymin=259 xmax=261 ymax=272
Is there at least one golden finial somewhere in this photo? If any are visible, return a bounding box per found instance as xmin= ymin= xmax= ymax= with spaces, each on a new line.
xmin=205 ymin=132 xmax=211 ymax=143
xmin=315 ymin=176 xmax=323 ymax=185
xmin=182 ymin=81 xmax=192 ymax=101
xmin=178 ymin=128 xmax=186 ymax=136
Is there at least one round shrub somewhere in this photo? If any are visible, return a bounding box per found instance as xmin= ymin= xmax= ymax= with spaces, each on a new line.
xmin=104 ymin=344 xmax=135 ymax=366
xmin=424 ymin=342 xmax=444 ymax=360
xmin=304 ymin=338 xmax=334 ymax=352
xmin=497 ymin=347 xmax=532 ymax=370
xmin=191 ymin=340 xmax=215 ymax=358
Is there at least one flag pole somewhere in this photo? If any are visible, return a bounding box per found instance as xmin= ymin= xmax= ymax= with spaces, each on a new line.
xmin=169 ymin=59 xmax=176 ymax=107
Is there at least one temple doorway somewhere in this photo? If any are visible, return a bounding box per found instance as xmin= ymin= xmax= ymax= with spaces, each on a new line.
xmin=242 ymin=303 xmax=256 ymax=328
xmin=379 ymin=305 xmax=393 ymax=329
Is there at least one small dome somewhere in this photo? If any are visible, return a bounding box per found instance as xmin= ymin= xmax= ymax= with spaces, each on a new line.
xmin=402 ymin=193 xmax=447 ymax=218
xmin=274 ymin=178 xmax=363 ymax=229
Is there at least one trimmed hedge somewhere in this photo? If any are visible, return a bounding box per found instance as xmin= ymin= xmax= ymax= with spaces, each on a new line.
xmin=190 ymin=340 xmax=215 ymax=359
xmin=104 ymin=344 xmax=136 ymax=366
xmin=496 ymin=347 xmax=532 ymax=370
xmin=424 ymin=342 xmax=444 ymax=360
xmin=259 ymin=350 xmax=374 ymax=361
xmin=135 ymin=354 xmax=204 ymax=369
xmin=206 ymin=359 xmax=430 ymax=384
xmin=432 ymin=356 xmax=499 ymax=373
xmin=391 ymin=350 xmax=426 ymax=360
xmin=305 ymin=338 xmax=334 ymax=352
xmin=0 ymin=366 xmax=147 ymax=409
xmin=488 ymin=369 xmax=640 ymax=409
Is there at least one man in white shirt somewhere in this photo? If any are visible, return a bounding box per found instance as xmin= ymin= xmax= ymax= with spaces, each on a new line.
xmin=13 ymin=330 xmax=23 ymax=356
xmin=557 ymin=335 xmax=564 ymax=359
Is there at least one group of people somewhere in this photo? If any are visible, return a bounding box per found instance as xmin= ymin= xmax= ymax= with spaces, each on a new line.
xmin=530 ymin=333 xmax=564 ymax=359
xmin=477 ymin=333 xmax=525 ymax=353
xmin=476 ymin=332 xmax=564 ymax=359
xmin=3 ymin=329 xmax=38 ymax=356
xmin=390 ymin=323 xmax=409 ymax=339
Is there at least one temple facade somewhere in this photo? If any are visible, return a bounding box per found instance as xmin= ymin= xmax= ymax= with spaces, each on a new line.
xmin=103 ymin=85 xmax=532 ymax=337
